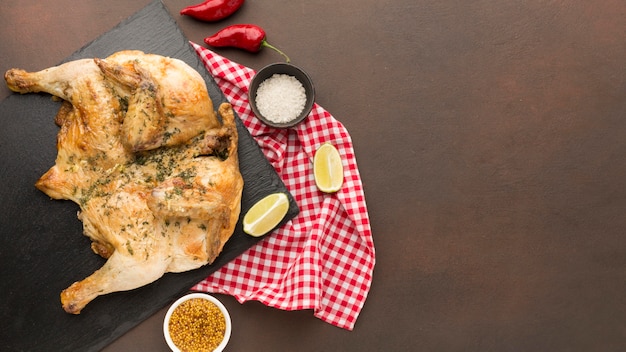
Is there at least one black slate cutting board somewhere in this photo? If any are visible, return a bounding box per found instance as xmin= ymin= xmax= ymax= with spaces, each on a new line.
xmin=0 ymin=1 xmax=298 ymax=351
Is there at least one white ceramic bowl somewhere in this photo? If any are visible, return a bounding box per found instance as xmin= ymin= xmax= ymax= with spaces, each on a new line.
xmin=163 ymin=293 xmax=232 ymax=352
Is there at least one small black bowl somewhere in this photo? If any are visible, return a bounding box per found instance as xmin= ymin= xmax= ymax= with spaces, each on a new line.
xmin=248 ymin=63 xmax=315 ymax=128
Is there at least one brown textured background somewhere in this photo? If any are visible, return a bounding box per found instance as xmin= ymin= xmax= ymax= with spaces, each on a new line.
xmin=1 ymin=0 xmax=625 ymax=350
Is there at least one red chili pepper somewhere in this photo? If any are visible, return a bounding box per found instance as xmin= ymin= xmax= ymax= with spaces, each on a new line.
xmin=204 ymin=24 xmax=291 ymax=62
xmin=180 ymin=0 xmax=245 ymax=22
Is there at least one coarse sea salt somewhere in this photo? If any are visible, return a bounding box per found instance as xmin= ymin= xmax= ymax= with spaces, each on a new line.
xmin=255 ymin=74 xmax=307 ymax=124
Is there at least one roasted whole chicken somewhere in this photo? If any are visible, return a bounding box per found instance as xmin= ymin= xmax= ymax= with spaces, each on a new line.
xmin=4 ymin=51 xmax=243 ymax=314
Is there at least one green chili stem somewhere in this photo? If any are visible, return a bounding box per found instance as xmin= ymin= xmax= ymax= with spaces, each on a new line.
xmin=261 ymin=40 xmax=291 ymax=63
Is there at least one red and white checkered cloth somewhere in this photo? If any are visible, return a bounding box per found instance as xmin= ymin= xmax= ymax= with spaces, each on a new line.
xmin=190 ymin=43 xmax=375 ymax=331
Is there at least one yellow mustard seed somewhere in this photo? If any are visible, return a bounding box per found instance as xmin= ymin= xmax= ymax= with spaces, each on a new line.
xmin=168 ymin=298 xmax=226 ymax=352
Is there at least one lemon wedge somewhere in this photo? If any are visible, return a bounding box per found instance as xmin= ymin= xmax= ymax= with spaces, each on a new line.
xmin=243 ymin=192 xmax=290 ymax=237
xmin=313 ymin=143 xmax=344 ymax=193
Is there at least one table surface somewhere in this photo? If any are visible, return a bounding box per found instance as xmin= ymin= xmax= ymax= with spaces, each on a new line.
xmin=2 ymin=1 xmax=625 ymax=351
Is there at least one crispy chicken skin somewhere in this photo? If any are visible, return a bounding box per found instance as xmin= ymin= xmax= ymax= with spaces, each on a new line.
xmin=5 ymin=51 xmax=243 ymax=314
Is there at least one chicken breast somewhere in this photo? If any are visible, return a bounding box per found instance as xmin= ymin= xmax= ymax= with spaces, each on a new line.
xmin=4 ymin=51 xmax=243 ymax=314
